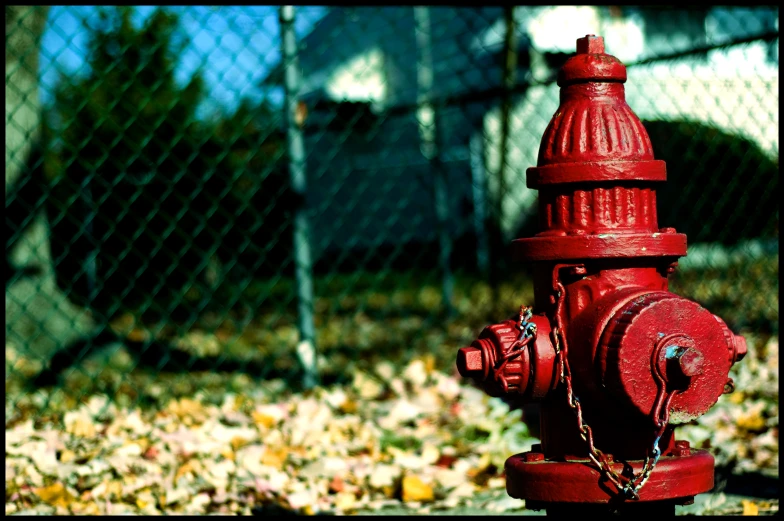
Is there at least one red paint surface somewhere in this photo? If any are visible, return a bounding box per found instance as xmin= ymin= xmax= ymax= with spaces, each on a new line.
xmin=505 ymin=449 xmax=714 ymax=503
xmin=456 ymin=34 xmax=746 ymax=506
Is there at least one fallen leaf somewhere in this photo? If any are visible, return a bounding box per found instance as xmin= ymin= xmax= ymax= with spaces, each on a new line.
xmin=401 ymin=475 xmax=434 ymax=503
xmin=421 ymin=443 xmax=440 ymax=465
xmin=59 ymin=449 xmax=77 ymax=464
xmin=64 ymin=410 xmax=96 ymax=438
xmin=35 ymin=483 xmax=75 ymax=509
xmin=737 ymin=404 xmax=767 ymax=432
xmin=231 ymin=435 xmax=251 ymax=451
xmin=142 ymin=446 xmax=159 ymax=460
xmin=287 ymin=489 xmax=316 ymax=510
xmin=329 ymin=475 xmax=344 ymax=494
xmin=335 ymin=491 xmax=356 ymax=511
xmin=353 ymin=371 xmax=385 ymax=400
xmin=175 ymin=459 xmax=203 ymax=482
xmin=743 ymin=500 xmax=760 ymax=516
xmin=252 ymin=405 xmax=286 ymax=429
xmin=261 ymin=447 xmax=288 ymax=469
xmin=167 ymin=398 xmax=207 ymax=425
xmin=403 ymin=359 xmax=428 ymax=387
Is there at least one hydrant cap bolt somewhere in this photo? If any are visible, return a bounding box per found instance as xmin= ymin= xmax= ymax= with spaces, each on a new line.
xmin=558 ymin=34 xmax=627 ymax=86
xmin=671 ymin=346 xmax=705 ymax=377
xmin=576 ymin=34 xmax=604 ymax=54
xmin=457 ymin=346 xmax=483 ymax=376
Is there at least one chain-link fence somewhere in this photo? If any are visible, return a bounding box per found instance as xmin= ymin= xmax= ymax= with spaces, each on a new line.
xmin=6 ymin=5 xmax=779 ymax=514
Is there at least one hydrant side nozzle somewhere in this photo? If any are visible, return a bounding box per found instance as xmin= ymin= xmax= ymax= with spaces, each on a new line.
xmin=456 ymin=315 xmax=556 ymax=399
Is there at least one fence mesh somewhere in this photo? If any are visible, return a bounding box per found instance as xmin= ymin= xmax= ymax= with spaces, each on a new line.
xmin=5 ymin=5 xmax=779 ymax=515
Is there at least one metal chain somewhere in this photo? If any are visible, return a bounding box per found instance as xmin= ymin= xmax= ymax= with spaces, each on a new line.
xmin=550 ymin=276 xmax=674 ymax=500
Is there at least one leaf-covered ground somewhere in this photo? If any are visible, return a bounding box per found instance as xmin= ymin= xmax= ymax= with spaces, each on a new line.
xmin=6 ymin=354 xmax=540 ymax=515
xmin=5 ymin=258 xmax=778 ymax=515
xmin=5 ymin=334 xmax=778 ymax=515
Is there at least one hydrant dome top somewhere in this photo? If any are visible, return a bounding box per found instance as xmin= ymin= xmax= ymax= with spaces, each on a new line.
xmin=534 ymin=34 xmax=660 ymax=170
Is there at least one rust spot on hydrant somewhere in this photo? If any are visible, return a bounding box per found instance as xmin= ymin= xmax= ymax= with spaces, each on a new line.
xmin=457 ymin=34 xmax=746 ymax=513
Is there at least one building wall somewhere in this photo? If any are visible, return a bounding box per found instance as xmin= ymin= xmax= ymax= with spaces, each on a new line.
xmin=298 ymin=7 xmax=502 ymax=260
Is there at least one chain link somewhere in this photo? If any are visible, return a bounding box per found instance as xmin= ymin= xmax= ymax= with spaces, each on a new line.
xmin=549 ymin=273 xmax=673 ymax=500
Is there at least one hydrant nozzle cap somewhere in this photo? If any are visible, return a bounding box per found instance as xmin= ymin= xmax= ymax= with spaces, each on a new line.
xmin=557 ymin=34 xmax=627 ymax=86
xmin=457 ymin=346 xmax=484 ymax=377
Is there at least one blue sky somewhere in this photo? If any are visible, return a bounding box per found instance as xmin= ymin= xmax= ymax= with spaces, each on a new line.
xmin=39 ymin=6 xmax=326 ymax=119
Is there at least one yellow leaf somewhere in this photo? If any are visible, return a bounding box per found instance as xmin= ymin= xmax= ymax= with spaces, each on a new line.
xmin=166 ymin=398 xmax=207 ymax=426
xmin=107 ymin=480 xmax=123 ymax=500
xmin=175 ymin=459 xmax=202 ymax=481
xmin=136 ymin=498 xmax=149 ymax=509
xmin=81 ymin=502 xmax=101 ymax=515
xmin=335 ymin=492 xmax=356 ymax=512
xmin=65 ymin=413 xmax=96 ymax=438
xmin=261 ymin=447 xmax=288 ymax=469
xmin=230 ymin=435 xmax=250 ymax=451
xmin=125 ymin=438 xmax=150 ymax=452
xmin=402 ymin=475 xmax=434 ymax=503
xmin=60 ymin=449 xmax=77 ymax=463
xmin=35 ymin=483 xmax=75 ymax=509
xmin=737 ymin=408 xmax=766 ymax=432
xmin=252 ymin=411 xmax=278 ymax=429
xmin=424 ymin=354 xmax=436 ymax=374
xmin=352 ymin=371 xmax=385 ymax=400
xmin=220 ymin=446 xmax=236 ymax=461
xmin=339 ymin=399 xmax=358 ymax=415
xmin=742 ymin=500 xmax=759 ymax=516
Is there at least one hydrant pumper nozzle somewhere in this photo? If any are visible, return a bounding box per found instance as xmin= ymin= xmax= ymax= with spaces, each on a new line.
xmin=456 ymin=35 xmax=747 ymax=509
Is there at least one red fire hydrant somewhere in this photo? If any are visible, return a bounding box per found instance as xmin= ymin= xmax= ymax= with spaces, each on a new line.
xmin=456 ymin=35 xmax=746 ymax=515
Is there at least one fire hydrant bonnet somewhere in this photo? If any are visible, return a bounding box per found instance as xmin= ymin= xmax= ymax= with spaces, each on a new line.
xmin=530 ymin=34 xmax=667 ymax=190
xmin=516 ymin=36 xmax=682 ymax=262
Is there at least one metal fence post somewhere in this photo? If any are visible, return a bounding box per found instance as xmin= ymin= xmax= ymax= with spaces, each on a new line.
xmin=414 ymin=6 xmax=454 ymax=317
xmin=280 ymin=5 xmax=318 ymax=389
xmin=469 ymin=132 xmax=490 ymax=278
xmin=498 ymin=6 xmax=517 ymax=246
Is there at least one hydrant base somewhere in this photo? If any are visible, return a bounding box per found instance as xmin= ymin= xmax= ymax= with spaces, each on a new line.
xmin=505 ymin=449 xmax=714 ymax=504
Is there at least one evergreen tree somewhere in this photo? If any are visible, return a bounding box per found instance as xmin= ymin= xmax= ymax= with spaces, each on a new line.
xmin=45 ymin=6 xmax=291 ymax=323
